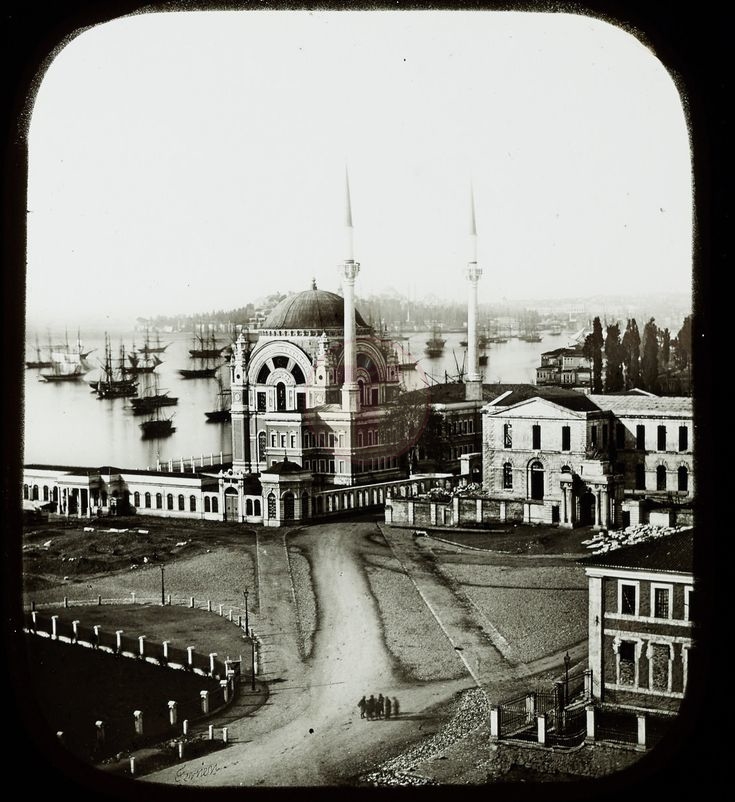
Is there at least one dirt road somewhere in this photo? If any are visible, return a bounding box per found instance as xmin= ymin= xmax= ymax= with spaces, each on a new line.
xmin=145 ymin=521 xmax=473 ymax=787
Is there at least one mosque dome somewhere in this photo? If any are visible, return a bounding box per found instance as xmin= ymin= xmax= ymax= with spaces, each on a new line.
xmin=263 ymin=281 xmax=368 ymax=331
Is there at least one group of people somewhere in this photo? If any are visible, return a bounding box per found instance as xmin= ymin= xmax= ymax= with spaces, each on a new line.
xmin=357 ymin=694 xmax=399 ymax=720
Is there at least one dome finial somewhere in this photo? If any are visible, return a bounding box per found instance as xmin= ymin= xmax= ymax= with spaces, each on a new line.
xmin=311 ymin=277 xmax=317 ymax=291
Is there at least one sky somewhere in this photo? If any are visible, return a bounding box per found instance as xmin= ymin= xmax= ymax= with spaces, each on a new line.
xmin=25 ymin=8 xmax=693 ymax=327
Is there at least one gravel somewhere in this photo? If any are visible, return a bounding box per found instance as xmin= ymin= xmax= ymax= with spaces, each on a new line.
xmin=287 ymin=545 xmax=318 ymax=658
xmin=363 ymin=688 xmax=490 ymax=786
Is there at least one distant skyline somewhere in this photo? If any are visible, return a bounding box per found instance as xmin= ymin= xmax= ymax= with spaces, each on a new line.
xmin=25 ymin=9 xmax=693 ymax=329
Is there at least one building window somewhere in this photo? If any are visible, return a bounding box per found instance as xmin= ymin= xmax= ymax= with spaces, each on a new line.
xmin=43 ymin=485 xmax=49 ymax=501
xmin=279 ymin=434 xmax=285 ymax=449
xmin=532 ymin=424 xmax=541 ymax=450
xmin=468 ymin=420 xmax=474 ymax=433
xmin=257 ymin=391 xmax=266 ymax=411
xmin=652 ymin=584 xmax=672 ymax=619
xmin=290 ymin=434 xmax=296 ymax=449
xmin=656 ymin=465 xmax=667 ymax=491
xmin=368 ymin=431 xmax=373 ymax=446
xmin=267 ymin=492 xmax=276 ymax=518
xmin=619 ymin=581 xmax=639 ymax=615
xmin=209 ymin=496 xmax=217 ymax=513
xmin=635 ymin=464 xmax=646 ymax=490
xmin=283 ymin=492 xmax=294 ymax=521
xmin=258 ymin=431 xmax=267 ymax=461
xmin=529 ymin=460 xmax=544 ymax=500
xmin=561 ymin=425 xmax=571 ymax=452
xmin=503 ymin=423 xmax=512 ymax=448
xmin=177 ymin=494 xmax=185 ymax=511
xmin=657 ymin=425 xmax=667 ymax=451
xmin=101 ymin=491 xmax=108 ymax=506
xmin=23 ymin=484 xmax=29 ymax=500
xmin=329 ymin=459 xmax=335 ymax=473
xmin=189 ymin=495 xmax=196 ymax=512
xmin=636 ymin=424 xmax=646 ymax=450
xmin=156 ymin=493 xmax=163 ymax=509
xmin=319 ymin=459 xmax=326 ymax=473
xmin=319 ymin=433 xmax=325 ymax=447
xmin=684 ymin=586 xmax=693 ymax=621
xmin=167 ymin=493 xmax=174 ymax=510
xmin=204 ymin=496 xmax=211 ymax=513
xmin=502 ymin=462 xmax=513 ymax=489
xmin=257 ymin=364 xmax=271 ymax=384
xmin=616 ymin=422 xmax=625 ymax=449
xmin=271 ymin=433 xmax=277 ymax=448
xmin=678 ymin=465 xmax=689 ymax=492
xmin=358 ymin=431 xmax=363 ymax=447
xmin=618 ymin=640 xmax=636 ymax=686
xmin=133 ymin=491 xmax=140 ymax=507
xmin=679 ymin=426 xmax=688 ymax=451
xmin=144 ymin=492 xmax=151 ymax=508
xmin=329 ymin=433 xmax=335 ymax=448
xmin=649 ymin=642 xmax=672 ymax=692
xmin=246 ymin=498 xmax=253 ymax=516
xmin=305 ymin=460 xmax=310 ymax=470
xmin=296 ymin=393 xmax=306 ymax=411
xmin=276 ymin=382 xmax=287 ymax=411
xmin=254 ymin=499 xmax=261 ymax=516
xmin=339 ymin=460 xmax=345 ymax=473
xmin=591 ymin=425 xmax=598 ymax=447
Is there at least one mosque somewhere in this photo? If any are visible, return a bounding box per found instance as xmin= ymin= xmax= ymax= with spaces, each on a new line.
xmin=22 ymin=177 xmax=694 ymax=530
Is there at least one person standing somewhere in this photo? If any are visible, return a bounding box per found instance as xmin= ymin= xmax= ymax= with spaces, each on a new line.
xmin=392 ymin=696 xmax=400 ymax=717
xmin=384 ymin=695 xmax=392 ymax=719
xmin=358 ymin=695 xmax=367 ymax=719
xmin=366 ymin=694 xmax=376 ymax=720
xmin=377 ymin=694 xmax=384 ymax=719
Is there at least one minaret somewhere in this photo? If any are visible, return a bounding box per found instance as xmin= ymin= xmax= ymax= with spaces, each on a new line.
xmin=230 ymin=331 xmax=251 ymax=472
xmin=340 ymin=168 xmax=360 ymax=412
xmin=465 ymin=184 xmax=483 ymax=401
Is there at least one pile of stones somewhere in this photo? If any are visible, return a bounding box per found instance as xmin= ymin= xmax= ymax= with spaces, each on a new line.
xmin=582 ymin=523 xmax=691 ymax=554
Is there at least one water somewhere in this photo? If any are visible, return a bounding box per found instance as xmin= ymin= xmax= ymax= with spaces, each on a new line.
xmin=23 ymin=328 xmax=566 ymax=468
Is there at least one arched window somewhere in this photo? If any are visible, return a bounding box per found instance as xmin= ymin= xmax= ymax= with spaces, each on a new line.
xmin=32 ymin=484 xmax=39 ymax=500
xmin=178 ymin=494 xmax=185 ymax=511
xmin=189 ymin=495 xmax=197 ymax=512
xmin=283 ymin=492 xmax=294 ymax=520
xmin=23 ymin=484 xmax=29 ymax=500
xmin=656 ymin=465 xmax=667 ymax=491
xmin=145 ymin=492 xmax=151 ymax=508
xmin=529 ymin=461 xmax=544 ymax=500
xmin=678 ymin=466 xmax=689 ymax=492
xmin=258 ymin=431 xmax=267 ymax=462
xmin=246 ymin=498 xmax=253 ymax=516
xmin=204 ymin=496 xmax=211 ymax=513
xmin=211 ymin=496 xmax=219 ymax=513
xmin=156 ymin=493 xmax=163 ymax=509
xmin=503 ymin=423 xmax=512 ymax=448
xmin=358 ymin=431 xmax=363 ymax=447
xmin=101 ymin=491 xmax=108 ymax=506
xmin=503 ymin=463 xmax=513 ymax=489
xmin=167 ymin=493 xmax=174 ymax=510
xmin=257 ymin=363 xmax=271 ymax=384
xmin=291 ymin=364 xmax=305 ymax=384
xmin=267 ymin=492 xmax=276 ymax=519
xmin=254 ymin=499 xmax=261 ymax=516
xmin=276 ymin=382 xmax=286 ymax=411
xmin=368 ymin=431 xmax=373 ymax=446
xmin=133 ymin=491 xmax=140 ymax=507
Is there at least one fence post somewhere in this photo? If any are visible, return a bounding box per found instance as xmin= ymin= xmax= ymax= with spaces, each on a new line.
xmin=200 ymin=691 xmax=209 ymax=714
xmin=222 ymin=727 xmax=228 ymax=744
xmin=138 ymin=636 xmax=146 ymax=658
xmin=187 ymin=646 xmax=195 ymax=667
xmin=489 ymin=706 xmax=500 ymax=740
xmin=98 ymin=595 xmax=102 ymax=606
xmin=131 ymin=592 xmax=136 ymax=604
xmin=221 ymin=680 xmax=230 ymax=703
xmin=637 ymin=713 xmax=647 ymax=750
xmin=130 ymin=756 xmax=135 ymax=775
xmin=190 ymin=596 xmax=195 ymax=609
xmin=228 ymin=609 xmax=233 ymax=622
xmin=207 ymin=600 xmax=212 ymax=612
xmin=209 ymin=652 xmax=218 ymax=676
xmin=72 ymin=621 xmax=79 ymax=643
xmin=31 ymin=611 xmax=37 ymax=632
xmin=537 ymin=713 xmax=547 ymax=746
xmin=95 ymin=720 xmax=105 ymax=748
xmin=51 ymin=615 xmax=58 ymax=640
xmin=168 ymin=701 xmax=177 ymax=726
xmin=525 ymin=692 xmax=536 ymax=723
xmin=93 ymin=625 xmax=100 ymax=648
xmin=64 ymin=596 xmax=68 ymax=608
xmin=554 ymin=679 xmax=565 ymax=731
xmin=584 ymin=668 xmax=593 ymax=700
xmin=116 ymin=630 xmax=124 ymax=654
xmin=133 ymin=710 xmax=143 ymax=736
xmin=31 ymin=600 xmax=36 ymax=612
xmin=585 ymin=705 xmax=596 ymax=742
xmin=178 ymin=741 xmax=184 ymax=759
xmin=162 ymin=641 xmax=169 ymax=662
xmin=183 ymin=719 xmax=188 ymax=736
xmin=167 ymin=594 xmax=172 ymax=606
xmin=208 ymin=725 xmax=214 ymax=740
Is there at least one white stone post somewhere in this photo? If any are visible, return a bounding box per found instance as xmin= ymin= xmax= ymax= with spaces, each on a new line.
xmin=637 ymin=713 xmax=647 ymax=750
xmin=489 ymin=706 xmax=500 ymax=740
xmin=162 ymin=641 xmax=170 ymax=661
xmin=51 ymin=615 xmax=58 ymax=640
xmin=209 ymin=652 xmax=217 ymax=675
xmin=131 ymin=591 xmax=136 ymax=604
xmin=183 ymin=719 xmax=189 ymax=736
xmin=187 ymin=646 xmax=195 ymax=666
xmin=525 ymin=692 xmax=536 ymax=723
xmin=228 ymin=609 xmax=233 ymax=622
xmin=93 ymin=625 xmax=100 ymax=647
xmin=208 ymin=725 xmax=214 ymax=740
xmin=221 ymin=680 xmax=230 ymax=703
xmin=95 ymin=720 xmax=105 ymax=746
xmin=218 ymin=604 xmax=223 ymax=616
xmin=207 ymin=599 xmax=212 ymax=612
xmin=133 ymin=710 xmax=143 ymax=736
xmin=129 ymin=756 xmax=135 ymax=775
xmin=116 ymin=630 xmax=124 ymax=652
xmin=168 ymin=701 xmax=177 ymax=726
xmin=138 ymin=636 xmax=146 ymax=657
xmin=200 ymin=691 xmax=209 ymax=714
xmin=222 ymin=727 xmax=229 ymax=744
xmin=72 ymin=620 xmax=79 ymax=643
xmin=178 ymin=741 xmax=184 ymax=759
xmin=31 ymin=611 xmax=37 ymax=631
xmin=537 ymin=713 xmax=547 ymax=746
xmin=190 ymin=596 xmax=195 ymax=608
xmin=585 ymin=705 xmax=596 ymax=742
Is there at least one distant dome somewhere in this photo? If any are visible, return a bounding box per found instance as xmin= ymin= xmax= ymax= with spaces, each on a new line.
xmin=263 ymin=285 xmax=368 ymax=330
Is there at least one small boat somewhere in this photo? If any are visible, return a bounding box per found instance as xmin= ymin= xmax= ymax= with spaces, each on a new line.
xmin=519 ymin=333 xmax=543 ymax=342
xmin=205 ymin=376 xmax=231 ymax=423
xmin=178 ymin=365 xmax=219 ymax=379
xmin=424 ymin=326 xmax=446 ymax=358
xmin=140 ymin=406 xmax=175 ymax=439
xmin=39 ymin=363 xmax=86 ymax=382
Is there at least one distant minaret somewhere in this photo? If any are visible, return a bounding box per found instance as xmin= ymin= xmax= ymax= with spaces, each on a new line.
xmin=340 ymin=168 xmax=360 ymax=412
xmin=465 ymin=183 xmax=483 ymax=401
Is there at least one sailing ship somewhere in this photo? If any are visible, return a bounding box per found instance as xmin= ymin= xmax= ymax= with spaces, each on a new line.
xmin=130 ymin=374 xmax=178 ymax=416
xmin=139 ymin=405 xmax=175 ymax=439
xmin=485 ymin=320 xmax=509 ymax=344
xmin=189 ymin=326 xmax=225 ymax=358
xmin=93 ymin=336 xmax=138 ymax=398
xmin=424 ymin=326 xmax=446 ymax=358
xmin=137 ymin=328 xmax=170 ymax=355
xmin=518 ymin=314 xmax=542 ymax=342
xmin=39 ymin=361 xmax=86 ymax=382
xmin=25 ymin=335 xmax=53 ymax=369
xmin=178 ymin=361 xmax=220 ymax=379
xmin=204 ymin=375 xmax=232 ymax=423
xmin=123 ymin=342 xmax=162 ymax=375
xmin=478 ymin=351 xmax=488 ymax=366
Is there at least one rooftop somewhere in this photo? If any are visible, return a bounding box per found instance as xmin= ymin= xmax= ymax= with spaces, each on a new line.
xmin=262 ymin=284 xmax=368 ymax=331
xmin=588 ymin=393 xmax=693 ymax=416
xmin=581 ymin=529 xmax=694 ymax=574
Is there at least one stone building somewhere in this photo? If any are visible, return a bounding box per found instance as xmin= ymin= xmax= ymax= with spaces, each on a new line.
xmin=536 ymin=346 xmax=592 ymax=387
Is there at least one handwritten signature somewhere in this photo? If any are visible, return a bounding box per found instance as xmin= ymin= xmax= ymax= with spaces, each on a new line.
xmin=175 ymin=762 xmax=224 ymax=783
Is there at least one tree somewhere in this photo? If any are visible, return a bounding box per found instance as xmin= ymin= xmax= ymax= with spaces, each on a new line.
xmin=661 ymin=328 xmax=671 ymax=371
xmin=622 ymin=318 xmax=641 ymax=389
xmin=583 ymin=316 xmax=604 ymax=393
xmin=382 ymin=387 xmax=432 ymax=473
xmin=641 ymin=317 xmax=660 ymax=393
xmin=604 ymin=322 xmax=625 ymax=392
xmin=674 ymin=314 xmax=692 ymax=368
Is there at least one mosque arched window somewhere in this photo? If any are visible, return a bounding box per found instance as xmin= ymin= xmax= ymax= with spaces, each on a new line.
xmin=291 ymin=364 xmax=305 ymax=384
xmin=257 ymin=364 xmax=271 ymax=384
